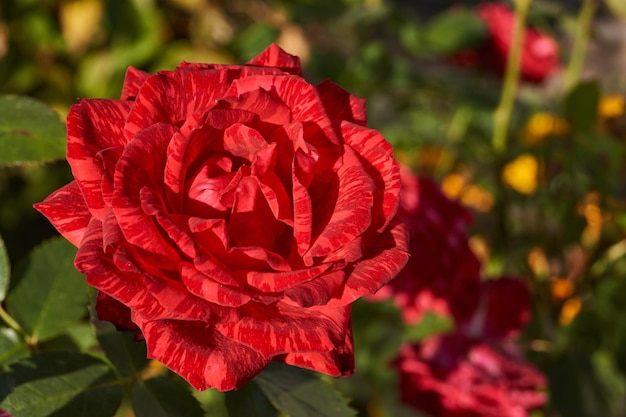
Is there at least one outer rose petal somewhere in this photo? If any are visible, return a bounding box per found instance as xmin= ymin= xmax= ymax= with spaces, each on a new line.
xmin=66 ymin=99 xmax=133 ymax=219
xmin=246 ymin=43 xmax=303 ymax=76
xmin=278 ymin=323 xmax=355 ymax=376
xmin=121 ymin=66 xmax=152 ymax=100
xmin=137 ymin=317 xmax=270 ymax=391
xmin=33 ymin=181 xmax=90 ymax=246
xmin=216 ymin=303 xmax=351 ymax=357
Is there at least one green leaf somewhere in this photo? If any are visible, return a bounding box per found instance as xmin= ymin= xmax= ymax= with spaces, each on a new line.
xmin=132 ymin=377 xmax=205 ymax=417
xmin=424 ymin=8 xmax=488 ymax=54
xmin=564 ymin=81 xmax=600 ymax=133
xmin=225 ymin=381 xmax=280 ymax=417
xmin=0 ymin=351 xmax=123 ymax=417
xmin=0 ymin=327 xmax=29 ymax=367
xmin=96 ymin=321 xmax=148 ymax=378
xmin=0 ymin=95 xmax=66 ymax=167
xmin=255 ymin=363 xmax=356 ymax=417
xmin=6 ymin=237 xmax=89 ymax=343
xmin=0 ymin=233 xmax=9 ymax=302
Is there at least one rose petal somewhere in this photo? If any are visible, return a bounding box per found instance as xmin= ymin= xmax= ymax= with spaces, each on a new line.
xmin=305 ymin=146 xmax=375 ymax=261
xmin=278 ymin=323 xmax=354 ymax=376
xmin=33 ymin=181 xmax=90 ymax=246
xmin=120 ymin=66 xmax=152 ymax=100
xmin=180 ymin=262 xmax=251 ymax=307
xmin=112 ymin=123 xmax=179 ymax=256
xmin=246 ymin=43 xmax=303 ymax=76
xmin=243 ymin=262 xmax=332 ymax=292
xmin=216 ymin=88 xmax=292 ymax=125
xmin=216 ymin=302 xmax=350 ymax=357
xmin=316 ymin=80 xmax=367 ymax=125
xmin=95 ymin=291 xmax=139 ymax=331
xmin=283 ymin=270 xmax=345 ymax=307
xmin=341 ymin=121 xmax=401 ymax=232
xmin=124 ymin=68 xmax=233 ymax=139
xmin=330 ymin=219 xmax=409 ymax=305
xmin=67 ymin=99 xmax=133 ymax=219
xmin=137 ymin=317 xmax=269 ymax=391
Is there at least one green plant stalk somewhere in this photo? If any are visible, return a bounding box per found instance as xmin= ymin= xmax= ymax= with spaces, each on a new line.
xmin=492 ymin=0 xmax=532 ymax=154
xmin=564 ymin=0 xmax=596 ymax=92
xmin=0 ymin=303 xmax=26 ymax=338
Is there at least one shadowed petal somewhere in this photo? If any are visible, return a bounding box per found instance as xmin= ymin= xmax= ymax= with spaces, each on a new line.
xmin=34 ymin=181 xmax=90 ymax=246
xmin=316 ymin=80 xmax=367 ymax=125
xmin=95 ymin=291 xmax=139 ymax=331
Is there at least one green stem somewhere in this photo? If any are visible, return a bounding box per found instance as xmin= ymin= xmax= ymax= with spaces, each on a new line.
xmin=564 ymin=0 xmax=596 ymax=92
xmin=0 ymin=303 xmax=26 ymax=338
xmin=492 ymin=0 xmax=532 ymax=154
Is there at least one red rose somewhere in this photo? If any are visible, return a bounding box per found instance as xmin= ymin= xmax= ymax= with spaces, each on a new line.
xmin=370 ymin=167 xmax=481 ymax=324
xmin=392 ymin=279 xmax=545 ymax=417
xmin=35 ymin=44 xmax=409 ymax=391
xmin=453 ymin=2 xmax=559 ymax=83
xmin=394 ymin=337 xmax=546 ymax=417
xmin=476 ymin=2 xmax=559 ymax=82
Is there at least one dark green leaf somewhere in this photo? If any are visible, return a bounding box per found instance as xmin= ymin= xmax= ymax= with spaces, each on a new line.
xmin=132 ymin=377 xmax=205 ymax=417
xmin=0 ymin=95 xmax=66 ymax=166
xmin=564 ymin=81 xmax=600 ymax=133
xmin=6 ymin=237 xmax=89 ymax=343
xmin=255 ymin=363 xmax=356 ymax=417
xmin=0 ymin=327 xmax=29 ymax=367
xmin=225 ymin=381 xmax=279 ymax=417
xmin=96 ymin=321 xmax=148 ymax=378
xmin=424 ymin=8 xmax=488 ymax=54
xmin=0 ymin=351 xmax=123 ymax=417
xmin=0 ymin=234 xmax=8 ymax=302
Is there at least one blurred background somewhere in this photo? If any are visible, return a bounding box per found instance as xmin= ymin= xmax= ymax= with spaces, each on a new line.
xmin=2 ymin=0 xmax=626 ymax=416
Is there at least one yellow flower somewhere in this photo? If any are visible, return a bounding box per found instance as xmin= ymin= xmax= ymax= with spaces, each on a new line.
xmin=528 ymin=247 xmax=550 ymax=279
xmin=501 ymin=153 xmax=539 ymax=194
xmin=550 ymin=277 xmax=574 ymax=300
xmin=521 ymin=112 xmax=569 ymax=146
xmin=559 ymin=297 xmax=582 ymax=326
xmin=441 ymin=173 xmax=494 ymax=212
xmin=598 ymin=94 xmax=625 ymax=119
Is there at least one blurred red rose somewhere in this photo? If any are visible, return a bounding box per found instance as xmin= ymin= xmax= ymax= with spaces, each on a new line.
xmin=455 ymin=2 xmax=559 ymax=83
xmin=370 ymin=167 xmax=481 ymax=323
xmin=392 ymin=278 xmax=545 ymax=417
xmin=35 ymin=44 xmax=409 ymax=391
xmin=394 ymin=336 xmax=546 ymax=417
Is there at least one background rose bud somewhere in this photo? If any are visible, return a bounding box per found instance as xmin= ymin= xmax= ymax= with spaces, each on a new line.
xmin=35 ymin=44 xmax=409 ymax=392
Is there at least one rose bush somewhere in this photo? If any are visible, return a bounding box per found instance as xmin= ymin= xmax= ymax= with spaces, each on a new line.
xmin=35 ymin=44 xmax=409 ymax=391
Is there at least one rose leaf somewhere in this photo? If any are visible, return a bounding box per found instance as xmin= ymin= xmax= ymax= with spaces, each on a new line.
xmin=132 ymin=377 xmax=205 ymax=417
xmin=0 ymin=351 xmax=123 ymax=417
xmin=255 ymin=363 xmax=356 ymax=417
xmin=95 ymin=321 xmax=148 ymax=378
xmin=0 ymin=328 xmax=29 ymax=367
xmin=225 ymin=380 xmax=280 ymax=417
xmin=5 ymin=237 xmax=89 ymax=344
xmin=0 ymin=95 xmax=66 ymax=167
